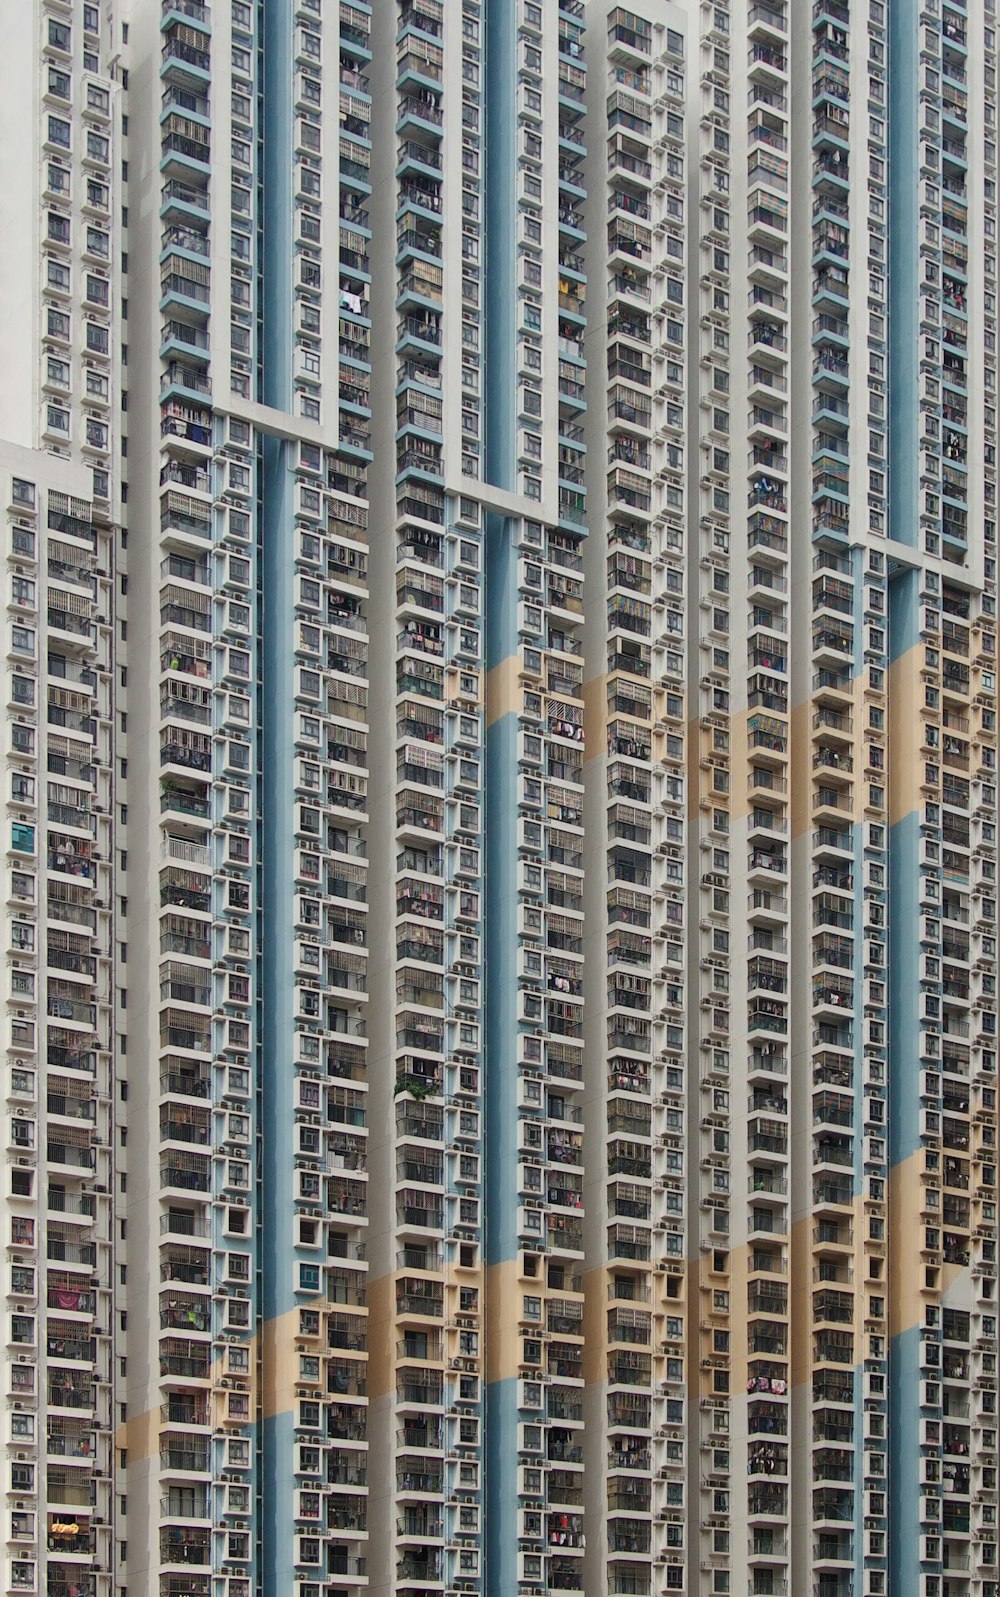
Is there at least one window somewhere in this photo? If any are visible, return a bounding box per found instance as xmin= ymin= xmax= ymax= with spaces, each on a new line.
xmin=47 ymin=163 xmax=70 ymax=198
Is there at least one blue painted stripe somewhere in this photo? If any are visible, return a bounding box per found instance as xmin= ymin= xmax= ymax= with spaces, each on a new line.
xmin=260 ymin=435 xmax=297 ymax=1597
xmin=261 ymin=1 xmax=293 ymax=415
xmin=888 ymin=568 xmax=924 ymax=1168
xmin=484 ymin=708 xmax=521 ymax=1268
xmin=886 ymin=574 xmax=927 ymax=1590
xmin=483 ymin=4 xmax=523 ymax=1589
xmin=260 ymin=6 xmax=295 ymax=1593
xmin=485 ymin=510 xmax=520 ymax=671
xmin=887 ymin=811 xmax=923 ymax=1168
xmin=815 ymin=815 xmax=871 ymax=1200
xmin=888 ymin=9 xmax=919 ymax=548
xmin=485 ymin=506 xmax=522 ymax=1268
xmin=484 ymin=0 xmax=516 ymax=492
xmin=888 ymin=1326 xmax=923 ymax=1596
xmin=262 ymin=1412 xmax=295 ymax=1583
xmin=484 ymin=1378 xmax=521 ymax=1594
xmin=260 ymin=437 xmax=296 ymax=1324
xmin=850 ymin=552 xmax=870 ymax=1209
xmin=888 ymin=565 xmax=920 ymax=664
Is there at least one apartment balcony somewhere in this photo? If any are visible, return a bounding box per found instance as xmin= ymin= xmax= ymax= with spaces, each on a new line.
xmin=46 ymin=1566 xmax=101 ymax=1597
xmin=395 ymin=1451 xmax=443 ymax=1495
xmin=42 ymin=1029 xmax=96 ymax=1082
xmin=749 ymin=2 xmax=787 ymax=42
xmin=747 ymin=886 xmax=788 ymax=932
xmin=46 ymin=1315 xmax=96 ymax=1367
xmin=45 ymin=1121 xmax=97 ymax=1173
xmin=748 ymin=845 xmax=788 ymax=883
xmin=159 ymin=772 xmax=210 ymax=825
xmin=46 ymin=1221 xmax=97 ymax=1266
xmin=396 ymin=1193 xmax=443 ymax=1235
xmin=748 ymin=202 xmax=789 ymax=250
xmin=395 ymin=1291 xmax=443 ymax=1329
xmin=396 ymin=1551 xmax=442 ymax=1586
xmin=397 ymin=88 xmax=443 ymax=139
xmin=748 ymin=245 xmax=789 ymax=294
xmin=159 ymin=1101 xmax=211 ymax=1148
xmin=608 ymin=6 xmax=651 ymax=60
xmin=748 ymin=315 xmax=788 ymax=366
xmin=812 ymin=1089 xmax=853 ymax=1133
xmin=159 ymin=1241 xmax=210 ymax=1290
xmin=160 ymin=31 xmax=210 ymax=87
xmin=813 ymin=1180 xmax=853 ymax=1213
xmin=748 ymin=1441 xmax=789 ymax=1482
xmin=161 ymin=0 xmax=210 ymax=27
xmin=161 ymin=127 xmax=211 ymax=179
xmin=749 ymin=1116 xmax=789 ymax=1156
xmin=942 ymin=84 xmax=969 ymax=131
xmin=160 ymin=321 xmax=209 ymax=373
xmin=812 ymin=978 xmax=853 ymax=1022
xmin=46 ymin=937 xmax=98 ymax=984
xmin=160 ymin=1528 xmax=211 ymax=1568
xmin=159 ymin=1148 xmax=211 ymax=1194
xmin=811 ymin=786 xmax=852 ymax=828
xmin=748 ymin=805 xmax=788 ymax=843
xmin=811 ymin=273 xmax=849 ymax=325
xmin=813 ymin=1290 xmax=853 ymax=1327
xmin=392 ymin=125 xmax=440 ymax=170
xmin=46 ymin=593 xmax=96 ymax=648
xmin=159 ymin=865 xmax=211 ymax=914
xmin=160 ymin=503 xmax=211 ymax=565
xmin=46 ymin=1420 xmax=97 ymax=1464
xmin=159 ymin=1438 xmax=211 ymax=1477
xmin=942 ymin=119 xmax=968 ymax=175
xmin=46 ymin=1361 xmax=97 ymax=1414
xmin=748 ymin=1486 xmax=789 ymax=1522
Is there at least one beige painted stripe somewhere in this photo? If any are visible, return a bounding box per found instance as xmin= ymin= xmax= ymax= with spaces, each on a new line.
xmin=121 ymin=1149 xmax=960 ymax=1459
xmin=888 ymin=641 xmax=926 ymax=829
xmin=581 ymin=1263 xmax=608 ymax=1388
xmin=485 ymin=657 xmax=520 ymax=727
xmin=364 ymin=1272 xmax=397 ymax=1403
xmin=485 ymin=1259 xmax=528 ymax=1386
xmin=366 ymin=1261 xmax=485 ymax=1401
xmin=684 ymin=654 xmax=901 ymax=834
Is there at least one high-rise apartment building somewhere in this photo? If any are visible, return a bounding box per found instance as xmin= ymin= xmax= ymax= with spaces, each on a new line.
xmin=0 ymin=3 xmax=997 ymax=1597
xmin=0 ymin=10 xmax=127 ymax=1597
